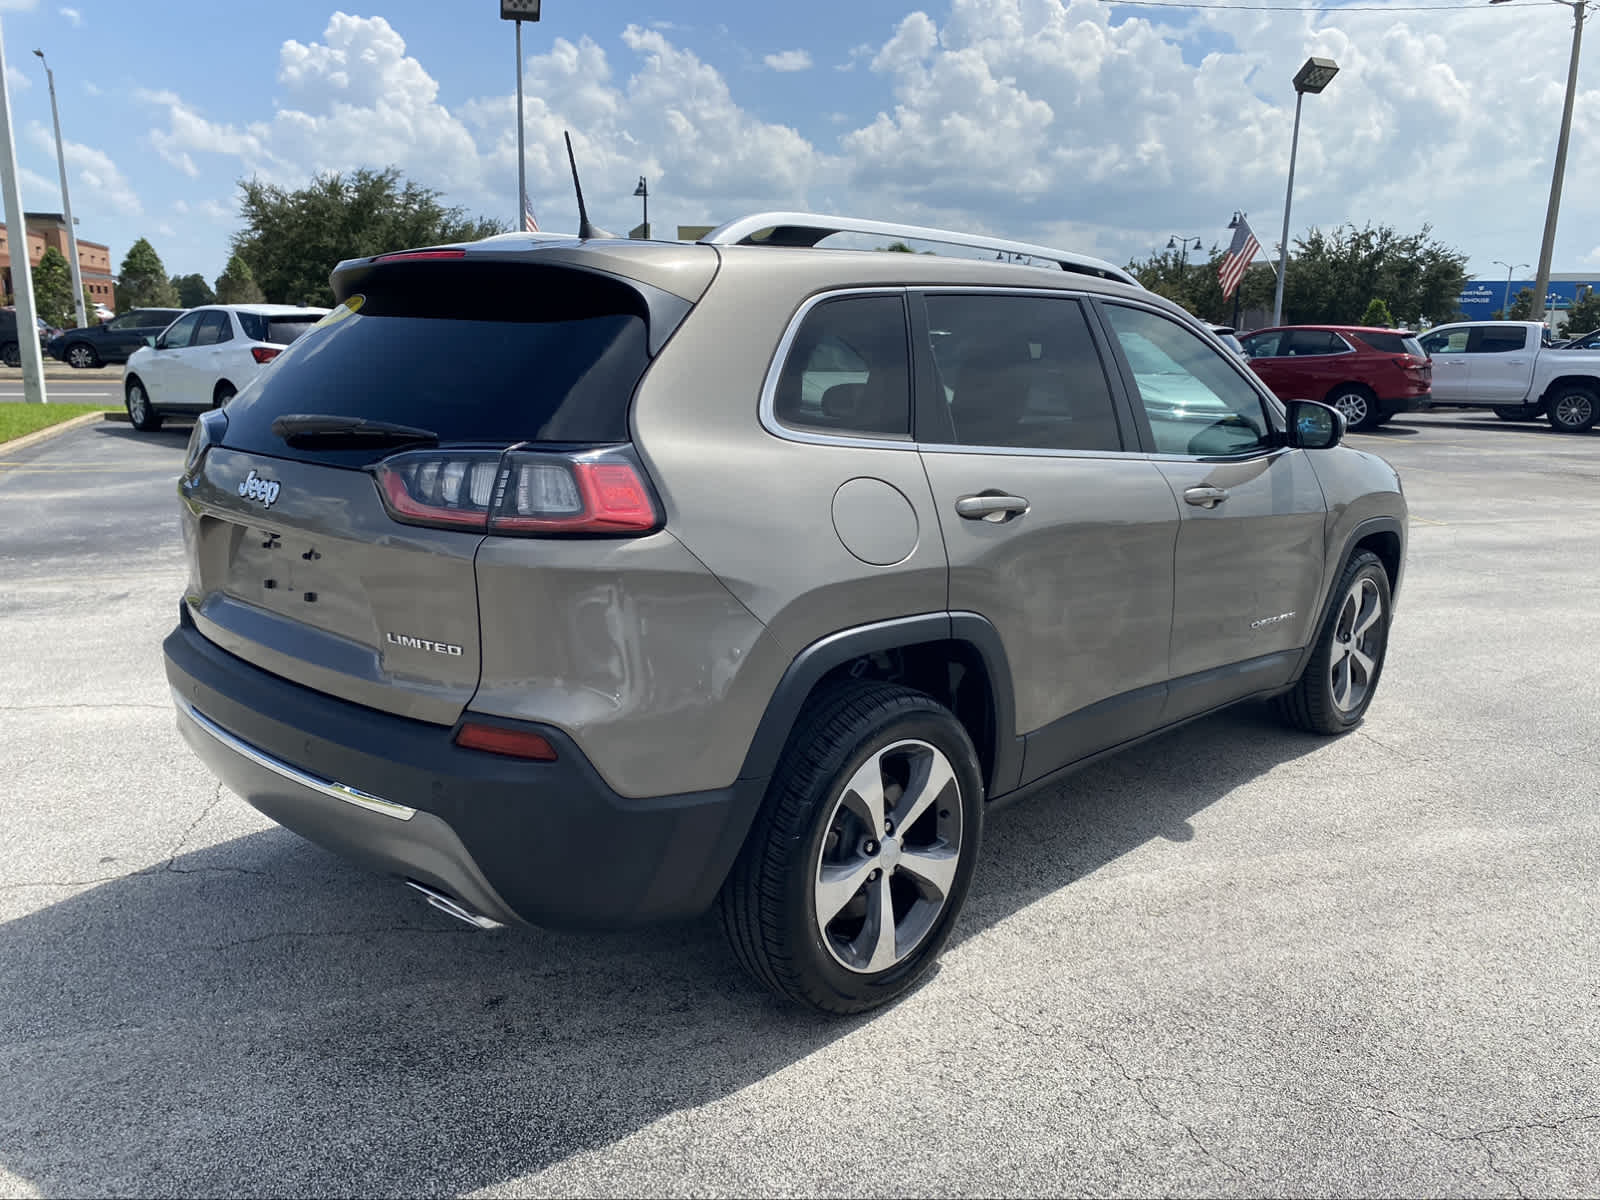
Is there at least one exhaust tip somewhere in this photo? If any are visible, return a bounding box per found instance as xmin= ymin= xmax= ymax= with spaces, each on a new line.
xmin=404 ymin=879 xmax=504 ymax=931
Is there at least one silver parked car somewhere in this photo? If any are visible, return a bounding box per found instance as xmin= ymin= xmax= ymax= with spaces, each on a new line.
xmin=164 ymin=214 xmax=1407 ymax=1013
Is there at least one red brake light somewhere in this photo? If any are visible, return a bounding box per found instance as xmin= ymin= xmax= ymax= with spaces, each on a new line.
xmin=454 ymin=722 xmax=557 ymax=761
xmin=374 ymin=249 xmax=467 ymax=263
xmin=373 ymin=449 xmax=661 ymax=536
xmin=251 ymin=346 xmax=282 ymax=364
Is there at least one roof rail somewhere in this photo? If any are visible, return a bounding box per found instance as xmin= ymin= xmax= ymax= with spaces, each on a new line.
xmin=698 ymin=211 xmax=1140 ymax=287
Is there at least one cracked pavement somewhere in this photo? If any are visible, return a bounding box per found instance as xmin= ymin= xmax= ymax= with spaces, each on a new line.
xmin=1 ymin=415 xmax=1597 ymax=1198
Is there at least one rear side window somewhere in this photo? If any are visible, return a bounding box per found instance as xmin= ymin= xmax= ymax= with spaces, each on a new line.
xmin=237 ymin=313 xmax=320 ymax=345
xmin=922 ymin=293 xmax=1123 ymax=452
xmin=1471 ymin=326 xmax=1529 ymax=353
xmin=773 ymin=295 xmax=910 ymax=438
xmin=1355 ymin=331 xmax=1412 ymax=354
xmin=220 ymin=262 xmax=652 ymax=468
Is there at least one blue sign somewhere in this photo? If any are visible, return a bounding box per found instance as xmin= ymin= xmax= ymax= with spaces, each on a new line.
xmin=1459 ymin=279 xmax=1600 ymax=316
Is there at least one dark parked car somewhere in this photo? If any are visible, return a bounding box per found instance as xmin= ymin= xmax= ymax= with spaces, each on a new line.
xmin=1239 ymin=325 xmax=1432 ymax=431
xmin=1556 ymin=328 xmax=1600 ymax=350
xmin=47 ymin=307 xmax=187 ymax=368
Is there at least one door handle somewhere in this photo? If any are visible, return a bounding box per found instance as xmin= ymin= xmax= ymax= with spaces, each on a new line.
xmin=1184 ymin=485 xmax=1229 ymax=508
xmin=955 ymin=493 xmax=1030 ymax=522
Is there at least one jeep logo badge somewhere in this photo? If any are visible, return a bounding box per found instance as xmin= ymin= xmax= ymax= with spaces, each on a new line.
xmin=239 ymin=470 xmax=281 ymax=509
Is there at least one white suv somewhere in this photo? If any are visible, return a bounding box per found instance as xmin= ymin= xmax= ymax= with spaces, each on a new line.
xmin=123 ymin=304 xmax=328 ymax=432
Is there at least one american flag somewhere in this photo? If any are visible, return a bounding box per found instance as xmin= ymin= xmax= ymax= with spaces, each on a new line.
xmin=1218 ymin=216 xmax=1260 ymax=300
xmin=523 ymin=192 xmax=540 ymax=233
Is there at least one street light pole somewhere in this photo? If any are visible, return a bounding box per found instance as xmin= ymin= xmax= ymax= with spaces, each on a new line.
xmin=1493 ymin=259 xmax=1530 ymax=317
xmin=33 ymin=49 xmax=85 ymax=330
xmin=633 ymin=176 xmax=649 ymax=239
xmin=500 ymin=1 xmax=541 ymax=228
xmin=1273 ymin=57 xmax=1339 ymax=328
xmin=0 ymin=18 xmax=47 ymax=402
xmin=1494 ymin=0 xmax=1586 ymax=325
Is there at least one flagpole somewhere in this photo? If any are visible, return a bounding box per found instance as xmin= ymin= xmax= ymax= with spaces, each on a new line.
xmin=515 ymin=19 xmax=526 ymax=231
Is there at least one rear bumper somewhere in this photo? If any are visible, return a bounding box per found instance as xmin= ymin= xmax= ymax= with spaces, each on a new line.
xmin=164 ymin=606 xmax=765 ymax=930
xmin=1379 ymin=391 xmax=1432 ymax=413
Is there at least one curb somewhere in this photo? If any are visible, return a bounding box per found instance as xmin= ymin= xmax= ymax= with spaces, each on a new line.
xmin=0 ymin=410 xmax=110 ymax=455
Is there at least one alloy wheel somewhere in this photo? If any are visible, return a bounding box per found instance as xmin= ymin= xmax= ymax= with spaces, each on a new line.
xmin=68 ymin=346 xmax=95 ymax=369
xmin=1333 ymin=392 xmax=1369 ymax=427
xmin=1329 ymin=576 xmax=1383 ymax=713
xmin=128 ymin=386 xmax=149 ymax=425
xmin=1553 ymin=392 xmax=1594 ymax=429
xmin=813 ymin=739 xmax=963 ymax=974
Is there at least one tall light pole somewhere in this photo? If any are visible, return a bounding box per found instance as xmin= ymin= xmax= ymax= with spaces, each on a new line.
xmin=33 ymin=49 xmax=86 ymax=330
xmin=633 ymin=176 xmax=648 ymax=239
xmin=500 ymin=1 xmax=541 ymax=229
xmin=1166 ymin=234 xmax=1202 ymax=269
xmin=1492 ymin=0 xmax=1586 ymax=326
xmin=1273 ymin=56 xmax=1340 ymax=327
xmin=1493 ymin=259 xmax=1530 ymax=317
xmin=0 ymin=17 xmax=47 ymax=401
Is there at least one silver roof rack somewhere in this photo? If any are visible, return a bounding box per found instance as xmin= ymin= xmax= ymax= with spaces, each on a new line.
xmin=699 ymin=211 xmax=1140 ymax=287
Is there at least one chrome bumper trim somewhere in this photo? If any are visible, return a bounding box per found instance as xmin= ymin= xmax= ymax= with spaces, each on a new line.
xmin=174 ymin=690 xmax=416 ymax=821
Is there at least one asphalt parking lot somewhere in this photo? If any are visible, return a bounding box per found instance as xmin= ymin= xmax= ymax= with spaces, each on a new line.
xmin=1 ymin=414 xmax=1596 ymax=1198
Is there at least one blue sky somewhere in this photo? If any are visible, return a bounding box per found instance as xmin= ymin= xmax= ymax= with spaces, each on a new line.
xmin=0 ymin=0 xmax=1595 ymax=291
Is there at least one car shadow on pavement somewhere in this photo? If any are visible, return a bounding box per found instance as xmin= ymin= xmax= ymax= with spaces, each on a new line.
xmin=0 ymin=703 xmax=1325 ymax=1195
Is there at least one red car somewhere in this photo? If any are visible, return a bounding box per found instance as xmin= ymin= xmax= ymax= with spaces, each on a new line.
xmin=1238 ymin=325 xmax=1432 ymax=431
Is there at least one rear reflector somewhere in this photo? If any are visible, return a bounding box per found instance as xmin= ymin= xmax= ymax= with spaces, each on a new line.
xmin=454 ymin=722 xmax=558 ymax=761
xmin=251 ymin=346 xmax=282 ymax=364
xmin=374 ymin=249 xmax=467 ymax=262
xmin=373 ymin=447 xmax=661 ymax=536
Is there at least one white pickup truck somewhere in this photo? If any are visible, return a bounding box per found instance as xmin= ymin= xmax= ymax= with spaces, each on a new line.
xmin=1418 ymin=320 xmax=1599 ymax=432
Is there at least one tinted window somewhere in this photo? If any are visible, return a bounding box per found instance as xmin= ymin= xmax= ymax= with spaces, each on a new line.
xmin=773 ymin=295 xmax=910 ymax=438
xmin=221 ymin=263 xmax=653 ymax=468
xmin=237 ymin=312 xmax=321 ymax=345
xmin=1355 ymin=331 xmax=1413 ymax=354
xmin=192 ymin=311 xmax=230 ymax=346
xmin=1103 ymin=305 xmax=1274 ymax=457
xmin=1472 ymin=326 xmax=1529 ymax=354
xmin=922 ymin=294 xmax=1122 ymax=452
xmin=161 ymin=312 xmax=202 ymax=350
xmin=131 ymin=309 xmax=183 ymax=328
xmin=1240 ymin=331 xmax=1284 ymax=358
xmin=1285 ymin=330 xmax=1348 ymax=356
xmin=1420 ymin=329 xmax=1467 ymax=354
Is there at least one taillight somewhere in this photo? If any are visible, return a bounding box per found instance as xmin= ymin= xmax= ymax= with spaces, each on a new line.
xmin=184 ymin=407 xmax=228 ymax=475
xmin=374 ymin=249 xmax=467 ymax=263
xmin=373 ymin=448 xmax=662 ymax=536
xmin=251 ymin=346 xmax=282 ymax=364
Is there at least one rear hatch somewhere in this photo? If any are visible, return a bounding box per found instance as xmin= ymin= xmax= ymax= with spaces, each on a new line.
xmin=181 ymin=252 xmax=698 ymax=725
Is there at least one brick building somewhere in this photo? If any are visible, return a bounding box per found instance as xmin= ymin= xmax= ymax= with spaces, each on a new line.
xmin=0 ymin=212 xmax=116 ymax=312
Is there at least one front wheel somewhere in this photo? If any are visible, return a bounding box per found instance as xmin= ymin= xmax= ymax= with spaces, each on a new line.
xmin=1328 ymin=386 xmax=1380 ymax=432
xmin=125 ymin=378 xmax=162 ymax=432
xmin=0 ymin=342 xmax=18 ymax=368
xmin=720 ymin=682 xmax=984 ymax=1014
xmin=66 ymin=343 xmax=101 ymax=369
xmin=1547 ymin=386 xmax=1598 ymax=433
xmin=1275 ymin=550 xmax=1392 ymax=735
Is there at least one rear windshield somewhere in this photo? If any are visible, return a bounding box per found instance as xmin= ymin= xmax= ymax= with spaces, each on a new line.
xmin=237 ymin=313 xmax=320 ymax=345
xmin=220 ymin=262 xmax=651 ymax=468
xmin=1358 ymin=331 xmax=1424 ymax=356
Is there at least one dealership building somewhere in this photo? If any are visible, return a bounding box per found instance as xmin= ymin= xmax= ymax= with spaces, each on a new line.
xmin=0 ymin=212 xmax=117 ymax=313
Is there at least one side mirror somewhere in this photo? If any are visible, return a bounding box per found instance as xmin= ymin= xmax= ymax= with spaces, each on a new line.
xmin=1285 ymin=399 xmax=1343 ymax=450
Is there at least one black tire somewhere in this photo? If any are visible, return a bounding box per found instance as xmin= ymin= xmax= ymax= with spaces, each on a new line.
xmin=1547 ymin=385 xmax=1598 ymax=433
xmin=719 ymin=682 xmax=984 ymax=1014
xmin=214 ymin=382 xmax=236 ymax=408
xmin=124 ymin=376 xmax=162 ymax=432
xmin=0 ymin=342 xmax=18 ymax=368
xmin=1494 ymin=405 xmax=1539 ymax=421
xmin=1327 ymin=385 xmax=1381 ymax=432
xmin=1275 ymin=550 xmax=1392 ymax=736
xmin=65 ymin=342 xmax=101 ymax=369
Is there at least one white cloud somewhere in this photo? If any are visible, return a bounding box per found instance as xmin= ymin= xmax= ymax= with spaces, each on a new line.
xmin=26 ymin=121 xmax=140 ymax=215
xmin=5 ymin=59 xmax=31 ymax=92
xmin=763 ymin=49 xmax=813 ymax=73
xmin=82 ymin=80 xmax=100 ymax=97
xmin=59 ymin=6 xmax=81 ymax=26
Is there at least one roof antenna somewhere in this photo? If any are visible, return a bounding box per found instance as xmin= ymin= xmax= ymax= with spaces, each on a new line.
xmin=564 ymin=130 xmax=615 ymax=240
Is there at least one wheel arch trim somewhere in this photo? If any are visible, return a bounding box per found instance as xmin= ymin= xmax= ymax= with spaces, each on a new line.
xmin=1291 ymin=515 xmax=1404 ymax=683
xmin=736 ymin=612 xmax=1022 ymax=798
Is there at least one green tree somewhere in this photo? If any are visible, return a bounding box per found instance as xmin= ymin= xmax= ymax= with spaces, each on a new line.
xmin=1126 ymin=243 xmax=1275 ymax=324
xmin=231 ymin=167 xmax=504 ymax=306
xmin=1560 ymin=288 xmax=1600 ymax=336
xmin=1278 ymin=223 xmax=1468 ymax=327
xmin=172 ymin=273 xmax=216 ymax=308
xmin=1507 ymin=288 xmax=1535 ymax=321
xmin=1360 ymin=298 xmax=1395 ymax=327
xmin=32 ymin=246 xmax=75 ymax=329
xmin=116 ymin=238 xmax=180 ymax=312
xmin=214 ymin=253 xmax=264 ymax=304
